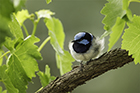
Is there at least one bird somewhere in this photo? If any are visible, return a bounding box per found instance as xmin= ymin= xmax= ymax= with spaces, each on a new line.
xmin=69 ymin=32 xmax=104 ymax=66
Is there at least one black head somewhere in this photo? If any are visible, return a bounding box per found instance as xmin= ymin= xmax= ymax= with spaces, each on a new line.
xmin=72 ymin=32 xmax=95 ymax=53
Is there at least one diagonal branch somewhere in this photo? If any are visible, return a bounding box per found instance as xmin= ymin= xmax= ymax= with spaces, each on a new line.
xmin=38 ymin=48 xmax=134 ymax=93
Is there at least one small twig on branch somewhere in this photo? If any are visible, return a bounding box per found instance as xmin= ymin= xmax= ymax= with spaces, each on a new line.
xmin=38 ymin=48 xmax=134 ymax=93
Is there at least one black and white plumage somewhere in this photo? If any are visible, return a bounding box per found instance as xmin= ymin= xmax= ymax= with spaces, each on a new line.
xmin=69 ymin=32 xmax=104 ymax=62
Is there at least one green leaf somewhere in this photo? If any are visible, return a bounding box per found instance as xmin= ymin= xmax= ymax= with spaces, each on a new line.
xmin=9 ymin=15 xmax=24 ymax=38
xmin=37 ymin=65 xmax=55 ymax=87
xmin=0 ymin=15 xmax=12 ymax=48
xmin=108 ymin=17 xmax=125 ymax=50
xmin=35 ymin=10 xmax=55 ymax=19
xmin=46 ymin=0 xmax=52 ymax=4
xmin=45 ymin=17 xmax=64 ymax=54
xmin=13 ymin=0 xmax=27 ymax=12
xmin=37 ymin=71 xmax=49 ymax=87
xmin=0 ymin=0 xmax=15 ymax=19
xmin=4 ymin=37 xmax=16 ymax=51
xmin=56 ymin=50 xmax=74 ymax=75
xmin=45 ymin=17 xmax=74 ymax=75
xmin=15 ymin=9 xmax=30 ymax=26
xmin=0 ymin=65 xmax=18 ymax=93
xmin=122 ymin=15 xmax=140 ymax=64
xmin=6 ymin=36 xmax=42 ymax=93
xmin=101 ymin=0 xmax=126 ymax=31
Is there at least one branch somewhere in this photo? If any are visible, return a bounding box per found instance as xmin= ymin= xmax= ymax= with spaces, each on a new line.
xmin=38 ymin=48 xmax=134 ymax=93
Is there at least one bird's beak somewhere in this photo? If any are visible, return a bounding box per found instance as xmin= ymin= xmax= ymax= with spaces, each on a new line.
xmin=72 ymin=40 xmax=76 ymax=42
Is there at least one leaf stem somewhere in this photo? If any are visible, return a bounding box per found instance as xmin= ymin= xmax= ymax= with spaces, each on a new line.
xmin=38 ymin=36 xmax=51 ymax=52
xmin=0 ymin=51 xmax=10 ymax=60
xmin=32 ymin=19 xmax=40 ymax=36
xmin=23 ymin=24 xmax=29 ymax=36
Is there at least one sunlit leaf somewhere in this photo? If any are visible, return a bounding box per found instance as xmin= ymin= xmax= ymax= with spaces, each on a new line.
xmin=0 ymin=65 xmax=18 ymax=93
xmin=108 ymin=17 xmax=125 ymax=50
xmin=15 ymin=9 xmax=30 ymax=26
xmin=45 ymin=17 xmax=74 ymax=75
xmin=122 ymin=15 xmax=140 ymax=64
xmin=9 ymin=15 xmax=24 ymax=38
xmin=45 ymin=17 xmax=64 ymax=54
xmin=56 ymin=50 xmax=74 ymax=75
xmin=101 ymin=0 xmax=126 ymax=31
xmin=35 ymin=10 xmax=55 ymax=19
xmin=6 ymin=36 xmax=42 ymax=93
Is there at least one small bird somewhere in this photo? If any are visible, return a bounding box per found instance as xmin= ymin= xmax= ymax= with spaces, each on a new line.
xmin=69 ymin=32 xmax=104 ymax=65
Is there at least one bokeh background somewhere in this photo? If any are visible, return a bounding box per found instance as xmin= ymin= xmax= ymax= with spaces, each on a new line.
xmin=1 ymin=0 xmax=140 ymax=93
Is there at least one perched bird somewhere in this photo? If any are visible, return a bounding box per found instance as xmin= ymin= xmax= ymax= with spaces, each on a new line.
xmin=69 ymin=32 xmax=104 ymax=64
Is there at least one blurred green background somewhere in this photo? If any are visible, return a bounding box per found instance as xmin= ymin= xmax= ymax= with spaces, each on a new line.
xmin=1 ymin=0 xmax=140 ymax=93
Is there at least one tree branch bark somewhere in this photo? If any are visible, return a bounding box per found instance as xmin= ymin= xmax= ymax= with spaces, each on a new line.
xmin=38 ymin=48 xmax=134 ymax=93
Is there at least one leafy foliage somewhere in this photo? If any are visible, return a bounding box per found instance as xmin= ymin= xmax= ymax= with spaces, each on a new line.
xmin=101 ymin=0 xmax=140 ymax=64
xmin=0 ymin=0 xmax=74 ymax=92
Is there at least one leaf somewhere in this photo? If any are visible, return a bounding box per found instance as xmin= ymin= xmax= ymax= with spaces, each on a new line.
xmin=0 ymin=65 xmax=18 ymax=93
xmin=35 ymin=10 xmax=55 ymax=19
xmin=0 ymin=15 xmax=12 ymax=48
xmin=4 ymin=14 xmax=24 ymax=51
xmin=15 ymin=9 xmax=30 ymax=26
xmin=122 ymin=15 xmax=140 ymax=64
xmin=37 ymin=71 xmax=49 ymax=87
xmin=0 ymin=0 xmax=15 ymax=19
xmin=56 ymin=50 xmax=74 ymax=75
xmin=45 ymin=17 xmax=64 ymax=54
xmin=6 ymin=36 xmax=42 ymax=93
xmin=4 ymin=37 xmax=16 ymax=51
xmin=108 ymin=17 xmax=125 ymax=50
xmin=46 ymin=0 xmax=52 ymax=4
xmin=9 ymin=15 xmax=24 ymax=38
xmin=101 ymin=0 xmax=126 ymax=31
xmin=45 ymin=17 xmax=74 ymax=75
xmin=37 ymin=65 xmax=55 ymax=87
xmin=13 ymin=0 xmax=27 ymax=12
